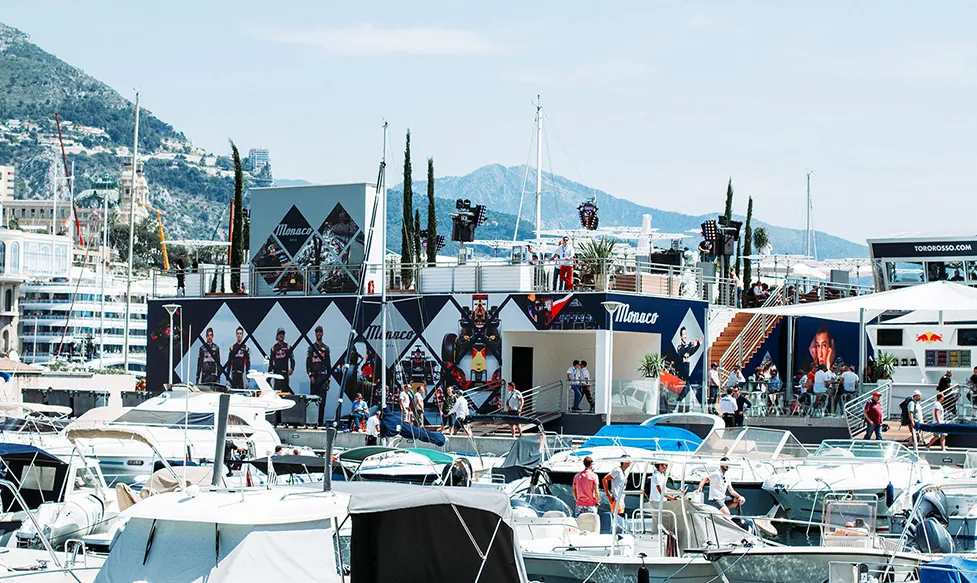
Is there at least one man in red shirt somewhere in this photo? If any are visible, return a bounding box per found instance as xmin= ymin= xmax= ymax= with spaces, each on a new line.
xmin=863 ymin=391 xmax=884 ymax=440
xmin=571 ymin=456 xmax=600 ymax=516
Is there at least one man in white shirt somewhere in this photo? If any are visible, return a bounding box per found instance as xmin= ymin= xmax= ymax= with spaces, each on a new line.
xmin=365 ymin=410 xmax=381 ymax=446
xmin=708 ymin=363 xmax=721 ymax=405
xmin=602 ymin=457 xmax=631 ymax=531
xmin=813 ymin=364 xmax=830 ymax=395
xmin=569 ymin=360 xmax=583 ymax=411
xmin=647 ymin=462 xmax=676 ymax=504
xmin=578 ymin=361 xmax=594 ymax=412
xmin=927 ymin=391 xmax=947 ymax=451
xmin=399 ymin=385 xmax=413 ymax=424
xmin=696 ymin=457 xmax=746 ymax=515
xmin=719 ymin=389 xmax=737 ymax=427
xmin=449 ymin=392 xmax=472 ymax=438
xmin=836 ymin=365 xmax=859 ymax=414
xmin=552 ymin=236 xmax=574 ymax=290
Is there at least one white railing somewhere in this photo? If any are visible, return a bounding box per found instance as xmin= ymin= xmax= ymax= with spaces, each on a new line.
xmin=718 ymin=285 xmax=787 ymax=383
xmin=844 ymin=380 xmax=892 ymax=437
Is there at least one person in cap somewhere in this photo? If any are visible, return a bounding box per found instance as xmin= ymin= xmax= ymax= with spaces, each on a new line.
xmin=602 ymin=457 xmax=632 ymax=530
xmin=268 ymin=327 xmax=295 ymax=393
xmin=306 ymin=325 xmax=332 ymax=426
xmin=696 ymin=457 xmax=745 ymax=515
xmin=863 ymin=391 xmax=884 ymax=440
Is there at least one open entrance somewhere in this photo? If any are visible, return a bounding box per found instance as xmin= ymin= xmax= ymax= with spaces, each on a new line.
xmin=510 ymin=346 xmax=534 ymax=410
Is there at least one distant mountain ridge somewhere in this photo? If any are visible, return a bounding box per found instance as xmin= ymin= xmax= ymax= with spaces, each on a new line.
xmin=389 ymin=164 xmax=867 ymax=259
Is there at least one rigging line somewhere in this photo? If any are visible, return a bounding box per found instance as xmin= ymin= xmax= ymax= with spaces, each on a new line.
xmin=542 ymin=111 xmax=588 ymax=196
xmin=513 ymin=117 xmax=539 ymax=242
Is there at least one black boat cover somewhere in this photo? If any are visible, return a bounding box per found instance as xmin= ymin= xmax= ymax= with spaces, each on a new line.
xmin=380 ymin=412 xmax=446 ymax=447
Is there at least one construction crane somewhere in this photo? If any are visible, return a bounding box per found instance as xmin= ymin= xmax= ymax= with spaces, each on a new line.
xmin=136 ymin=200 xmax=170 ymax=270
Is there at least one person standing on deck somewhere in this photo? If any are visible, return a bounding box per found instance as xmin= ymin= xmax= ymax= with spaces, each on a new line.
xmin=572 ymin=456 xmax=600 ymax=516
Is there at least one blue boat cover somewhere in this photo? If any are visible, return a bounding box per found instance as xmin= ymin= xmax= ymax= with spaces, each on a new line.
xmin=380 ymin=412 xmax=447 ymax=447
xmin=921 ymin=556 xmax=977 ymax=583
xmin=581 ymin=425 xmax=702 ymax=452
xmin=920 ymin=423 xmax=977 ymax=435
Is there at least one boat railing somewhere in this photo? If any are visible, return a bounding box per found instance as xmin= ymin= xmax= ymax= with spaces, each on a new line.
xmin=843 ymin=379 xmax=893 ymax=438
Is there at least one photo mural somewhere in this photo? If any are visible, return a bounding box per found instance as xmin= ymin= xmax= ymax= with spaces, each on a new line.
xmin=148 ymin=292 xmax=707 ymax=415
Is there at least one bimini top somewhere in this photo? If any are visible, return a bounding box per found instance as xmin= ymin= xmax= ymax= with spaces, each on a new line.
xmin=582 ymin=425 xmax=702 ymax=452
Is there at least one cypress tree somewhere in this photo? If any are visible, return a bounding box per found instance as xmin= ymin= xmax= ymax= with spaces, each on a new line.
xmin=723 ymin=178 xmax=734 ymax=222
xmin=743 ymin=197 xmax=754 ymax=287
xmin=401 ymin=130 xmax=414 ymax=286
xmin=426 ymin=157 xmax=437 ymax=266
xmin=229 ymin=140 xmax=244 ymax=291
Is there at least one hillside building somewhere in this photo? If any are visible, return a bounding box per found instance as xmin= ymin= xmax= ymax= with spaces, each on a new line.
xmin=0 ymin=165 xmax=13 ymax=199
xmin=248 ymin=148 xmax=270 ymax=172
xmin=117 ymin=160 xmax=150 ymax=221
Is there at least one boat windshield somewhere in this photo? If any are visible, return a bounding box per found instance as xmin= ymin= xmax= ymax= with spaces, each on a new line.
xmin=694 ymin=428 xmax=809 ymax=460
xmin=511 ymin=494 xmax=574 ymax=518
xmin=813 ymin=440 xmax=919 ymax=462
xmin=823 ymin=500 xmax=877 ymax=535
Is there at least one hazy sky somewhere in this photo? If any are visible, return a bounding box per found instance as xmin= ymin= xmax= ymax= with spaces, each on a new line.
xmin=3 ymin=1 xmax=976 ymax=243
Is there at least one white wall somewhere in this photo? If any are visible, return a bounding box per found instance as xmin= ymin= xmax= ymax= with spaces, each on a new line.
xmin=8 ymin=372 xmax=137 ymax=408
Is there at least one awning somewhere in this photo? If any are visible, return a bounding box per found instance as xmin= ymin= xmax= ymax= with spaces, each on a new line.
xmin=746 ymin=281 xmax=977 ymax=323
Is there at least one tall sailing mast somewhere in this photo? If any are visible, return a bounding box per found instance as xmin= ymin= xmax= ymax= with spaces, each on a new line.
xmin=534 ymin=96 xmax=542 ymax=248
xmin=123 ymin=92 xmax=140 ymax=372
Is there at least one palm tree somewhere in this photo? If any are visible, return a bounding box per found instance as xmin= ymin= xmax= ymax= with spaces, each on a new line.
xmin=578 ymin=237 xmax=617 ymax=289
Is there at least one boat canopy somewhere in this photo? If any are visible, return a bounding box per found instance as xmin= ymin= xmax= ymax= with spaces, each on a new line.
xmin=0 ymin=444 xmax=69 ymax=512
xmin=492 ymin=435 xmax=546 ymax=483
xmin=114 ymin=410 xmax=216 ymax=428
xmin=582 ymin=424 xmax=702 ymax=452
xmin=66 ymin=424 xmax=161 ymax=450
xmin=380 ymin=412 xmax=446 ymax=447
xmin=813 ymin=440 xmax=919 ymax=462
xmin=335 ymin=482 xmax=525 ymax=583
xmin=694 ymin=427 xmax=809 ymax=460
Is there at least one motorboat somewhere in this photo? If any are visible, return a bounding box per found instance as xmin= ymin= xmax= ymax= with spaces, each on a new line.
xmin=65 ymin=383 xmax=291 ymax=486
xmin=669 ymin=427 xmax=810 ymax=516
xmin=0 ymin=443 xmax=118 ymax=550
xmin=93 ymin=481 xmax=529 ymax=582
xmin=761 ymin=440 xmax=971 ymax=527
xmin=702 ymin=498 xmax=932 ymax=583
xmin=0 ymin=403 xmax=72 ymax=449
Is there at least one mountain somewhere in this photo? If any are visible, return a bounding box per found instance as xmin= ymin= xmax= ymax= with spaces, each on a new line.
xmin=390 ymin=164 xmax=867 ymax=259
xmin=0 ymin=22 xmax=237 ymax=241
xmin=273 ymin=178 xmax=312 ymax=187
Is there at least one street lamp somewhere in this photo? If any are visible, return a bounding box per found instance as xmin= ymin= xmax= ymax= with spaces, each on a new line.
xmin=163 ymin=304 xmax=180 ymax=388
xmin=601 ymin=301 xmax=625 ymax=426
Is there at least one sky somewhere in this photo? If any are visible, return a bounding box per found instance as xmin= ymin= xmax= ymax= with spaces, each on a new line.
xmin=2 ymin=1 xmax=976 ymax=244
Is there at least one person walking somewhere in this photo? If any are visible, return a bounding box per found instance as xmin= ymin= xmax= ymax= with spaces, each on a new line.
xmin=175 ymin=252 xmax=186 ymax=297
xmin=905 ymin=390 xmax=924 ymax=447
xmin=602 ymin=457 xmax=631 ymax=531
xmin=365 ymin=410 xmax=381 ymax=446
xmin=442 ymin=386 xmax=458 ymax=432
xmin=571 ymin=456 xmax=600 ymax=516
xmin=696 ymin=457 xmax=746 ymax=516
xmin=708 ymin=362 xmax=721 ymax=405
xmin=927 ymin=392 xmax=947 ymax=450
xmin=579 ymin=361 xmax=594 ymax=412
xmin=504 ymin=381 xmax=524 ymax=437
xmin=733 ymin=387 xmax=750 ymax=427
xmin=863 ymin=391 xmax=884 ymax=440
xmin=306 ymin=325 xmax=332 ymax=426
xmin=449 ymin=391 xmax=472 ymax=438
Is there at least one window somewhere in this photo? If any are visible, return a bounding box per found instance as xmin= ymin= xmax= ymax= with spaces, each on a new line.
xmin=888 ymin=262 xmax=924 ymax=285
xmin=19 ymin=208 xmax=25 ymax=218
xmin=10 ymin=241 xmax=19 ymax=274
xmin=927 ymin=262 xmax=948 ymax=282
xmin=960 ymin=329 xmax=977 ymax=347
xmin=946 ymin=261 xmax=965 ymax=282
xmin=4 ymin=289 xmax=12 ymax=312
xmin=877 ymin=328 xmax=903 ymax=346
xmin=0 ymin=241 xmax=5 ymax=274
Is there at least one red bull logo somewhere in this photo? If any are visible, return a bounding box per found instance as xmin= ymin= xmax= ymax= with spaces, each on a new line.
xmin=915 ymin=332 xmax=943 ymax=343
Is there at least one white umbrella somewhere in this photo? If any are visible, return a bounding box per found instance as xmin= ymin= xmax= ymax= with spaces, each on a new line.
xmin=789 ymin=263 xmax=828 ymax=280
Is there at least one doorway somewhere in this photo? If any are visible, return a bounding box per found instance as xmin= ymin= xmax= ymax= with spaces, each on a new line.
xmin=511 ymin=346 xmax=534 ymax=412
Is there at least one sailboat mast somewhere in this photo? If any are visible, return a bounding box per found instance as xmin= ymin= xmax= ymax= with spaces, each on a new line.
xmin=805 ymin=171 xmax=812 ymax=258
xmin=535 ymin=96 xmax=542 ymax=247
xmin=123 ymin=92 xmax=140 ymax=372
xmin=379 ymin=120 xmax=388 ymax=411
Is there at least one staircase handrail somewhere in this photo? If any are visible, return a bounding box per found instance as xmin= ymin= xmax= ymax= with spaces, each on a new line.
xmin=914 ymin=383 xmax=961 ymax=444
xmin=486 ymin=380 xmax=565 ymax=416
xmin=718 ymin=285 xmax=787 ymax=383
xmin=844 ymin=380 xmax=893 ymax=437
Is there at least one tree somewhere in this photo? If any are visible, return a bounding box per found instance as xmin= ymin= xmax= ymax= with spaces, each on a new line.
xmin=413 ymin=209 xmax=422 ymax=268
xmin=110 ymin=216 xmax=163 ymax=271
xmin=401 ymin=130 xmax=414 ymax=286
xmin=425 ymin=157 xmax=437 ymax=266
xmin=743 ymin=196 xmax=754 ymax=287
xmin=723 ymin=178 xmax=734 ymax=221
xmin=229 ymin=140 xmax=244 ymax=291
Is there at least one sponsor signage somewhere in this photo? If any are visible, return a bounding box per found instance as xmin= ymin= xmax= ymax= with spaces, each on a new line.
xmin=871 ymin=240 xmax=977 ymax=259
xmin=613 ymin=304 xmax=660 ymax=325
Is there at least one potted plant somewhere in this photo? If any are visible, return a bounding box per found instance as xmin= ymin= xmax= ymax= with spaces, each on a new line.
xmin=637 ymin=353 xmax=666 ymax=415
xmin=578 ymin=237 xmax=617 ymax=290
xmin=874 ymin=351 xmax=897 ymax=380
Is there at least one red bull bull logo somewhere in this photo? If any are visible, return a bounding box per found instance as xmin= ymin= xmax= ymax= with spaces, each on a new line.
xmin=915 ymin=332 xmax=943 ymax=343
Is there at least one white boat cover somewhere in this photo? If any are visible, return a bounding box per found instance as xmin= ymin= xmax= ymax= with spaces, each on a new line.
xmin=747 ymin=281 xmax=977 ymax=323
xmin=334 ymin=480 xmax=512 ymax=518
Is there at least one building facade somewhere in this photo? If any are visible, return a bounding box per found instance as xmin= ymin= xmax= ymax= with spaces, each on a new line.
xmin=0 ymin=165 xmax=13 ymax=199
xmin=248 ymin=148 xmax=270 ymax=172
xmin=117 ymin=160 xmax=150 ymax=221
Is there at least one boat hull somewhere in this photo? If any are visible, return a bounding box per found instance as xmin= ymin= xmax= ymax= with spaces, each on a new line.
xmin=708 ymin=547 xmax=924 ymax=583
xmin=522 ymin=553 xmax=717 ymax=583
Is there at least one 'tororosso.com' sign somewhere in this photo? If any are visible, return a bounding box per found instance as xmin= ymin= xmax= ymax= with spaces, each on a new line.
xmin=871 ymin=241 xmax=977 ymax=259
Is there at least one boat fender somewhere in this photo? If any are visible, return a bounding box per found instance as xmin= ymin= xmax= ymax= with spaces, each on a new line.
xmin=638 ymin=552 xmax=650 ymax=583
xmin=885 ymin=483 xmax=894 ymax=507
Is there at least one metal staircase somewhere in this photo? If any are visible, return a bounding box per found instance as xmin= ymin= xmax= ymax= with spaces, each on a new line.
xmin=714 ymin=286 xmax=787 ymax=382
